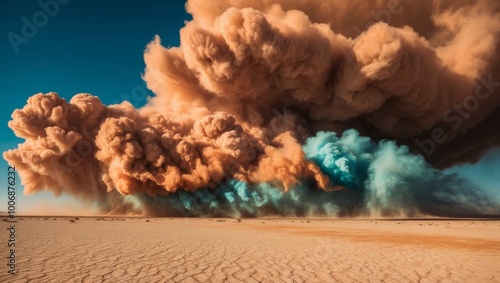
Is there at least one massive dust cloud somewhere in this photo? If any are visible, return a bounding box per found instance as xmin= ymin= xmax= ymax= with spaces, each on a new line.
xmin=4 ymin=0 xmax=500 ymax=217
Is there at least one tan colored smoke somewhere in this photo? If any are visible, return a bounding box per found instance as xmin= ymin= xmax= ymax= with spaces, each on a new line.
xmin=4 ymin=0 xmax=500 ymax=212
xmin=4 ymin=92 xmax=329 ymax=203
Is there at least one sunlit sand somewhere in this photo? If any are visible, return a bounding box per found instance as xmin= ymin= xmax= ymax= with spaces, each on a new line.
xmin=1 ymin=217 xmax=499 ymax=282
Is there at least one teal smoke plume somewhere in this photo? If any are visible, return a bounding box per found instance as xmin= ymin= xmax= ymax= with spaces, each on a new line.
xmin=139 ymin=130 xmax=498 ymax=217
xmin=4 ymin=0 xmax=500 ymax=217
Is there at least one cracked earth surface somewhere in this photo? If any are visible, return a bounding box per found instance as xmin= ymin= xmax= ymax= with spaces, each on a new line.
xmin=1 ymin=218 xmax=499 ymax=282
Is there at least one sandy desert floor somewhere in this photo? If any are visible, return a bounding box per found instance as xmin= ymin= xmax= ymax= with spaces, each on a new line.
xmin=0 ymin=217 xmax=499 ymax=282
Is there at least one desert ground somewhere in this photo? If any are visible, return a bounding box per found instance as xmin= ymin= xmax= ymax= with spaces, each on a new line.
xmin=0 ymin=217 xmax=499 ymax=282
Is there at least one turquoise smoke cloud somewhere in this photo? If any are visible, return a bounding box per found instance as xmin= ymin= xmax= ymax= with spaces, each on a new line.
xmin=138 ymin=130 xmax=499 ymax=217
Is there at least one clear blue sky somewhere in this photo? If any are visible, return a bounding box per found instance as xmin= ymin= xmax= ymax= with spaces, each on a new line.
xmin=0 ymin=0 xmax=498 ymax=215
xmin=0 ymin=0 xmax=191 ymax=214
